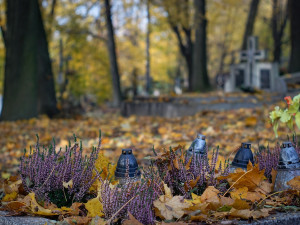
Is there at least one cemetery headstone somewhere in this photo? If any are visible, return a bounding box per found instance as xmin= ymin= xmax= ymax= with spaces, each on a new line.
xmin=225 ymin=36 xmax=285 ymax=93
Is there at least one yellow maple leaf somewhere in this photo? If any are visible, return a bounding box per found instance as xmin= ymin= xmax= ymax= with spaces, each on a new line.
xmin=287 ymin=176 xmax=300 ymax=190
xmin=90 ymin=151 xmax=117 ymax=192
xmin=2 ymin=191 xmax=18 ymax=202
xmin=84 ymin=195 xmax=104 ymax=217
xmin=23 ymin=193 xmax=58 ymax=216
xmin=230 ymin=187 xmax=248 ymax=200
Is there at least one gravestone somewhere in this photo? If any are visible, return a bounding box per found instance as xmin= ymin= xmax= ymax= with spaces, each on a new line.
xmin=225 ymin=36 xmax=285 ymax=93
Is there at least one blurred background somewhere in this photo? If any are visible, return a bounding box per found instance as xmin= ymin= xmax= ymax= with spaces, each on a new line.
xmin=0 ymin=0 xmax=299 ymax=176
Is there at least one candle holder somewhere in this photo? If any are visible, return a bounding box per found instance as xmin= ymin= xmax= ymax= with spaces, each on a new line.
xmin=186 ymin=134 xmax=206 ymax=162
xmin=274 ymin=142 xmax=300 ymax=191
xmin=115 ymin=148 xmax=141 ymax=185
xmin=230 ymin=143 xmax=254 ymax=172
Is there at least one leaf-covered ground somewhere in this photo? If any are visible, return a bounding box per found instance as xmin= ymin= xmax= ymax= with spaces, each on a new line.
xmin=0 ymin=99 xmax=290 ymax=178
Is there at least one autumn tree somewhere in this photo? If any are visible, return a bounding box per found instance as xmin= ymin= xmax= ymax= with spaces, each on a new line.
xmin=1 ymin=0 xmax=58 ymax=121
xmin=271 ymin=0 xmax=288 ymax=63
xmin=241 ymin=0 xmax=260 ymax=50
xmin=104 ymin=0 xmax=123 ymax=107
xmin=288 ymin=0 xmax=300 ymax=73
xmin=192 ymin=0 xmax=210 ymax=91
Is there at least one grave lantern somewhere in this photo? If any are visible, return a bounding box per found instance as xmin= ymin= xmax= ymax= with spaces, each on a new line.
xmin=186 ymin=134 xmax=206 ymax=161
xmin=274 ymin=142 xmax=300 ymax=191
xmin=230 ymin=143 xmax=254 ymax=171
xmin=115 ymin=148 xmax=141 ymax=184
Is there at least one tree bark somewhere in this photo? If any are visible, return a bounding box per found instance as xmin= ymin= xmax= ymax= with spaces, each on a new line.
xmin=192 ymin=0 xmax=210 ymax=92
xmin=271 ymin=0 xmax=288 ymax=63
xmin=1 ymin=0 xmax=58 ymax=121
xmin=145 ymin=0 xmax=151 ymax=94
xmin=171 ymin=25 xmax=193 ymax=91
xmin=241 ymin=0 xmax=260 ymax=50
xmin=104 ymin=0 xmax=123 ymax=107
xmin=288 ymin=0 xmax=300 ymax=73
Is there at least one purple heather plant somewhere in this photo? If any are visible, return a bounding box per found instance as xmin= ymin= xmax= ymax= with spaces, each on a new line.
xmin=100 ymin=166 xmax=163 ymax=225
xmin=20 ymin=134 xmax=101 ymax=207
xmin=256 ymin=144 xmax=280 ymax=180
xmin=154 ymin=145 xmax=230 ymax=197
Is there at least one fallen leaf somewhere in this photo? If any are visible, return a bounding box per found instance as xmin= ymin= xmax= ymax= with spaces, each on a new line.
xmin=63 ymin=179 xmax=73 ymax=189
xmin=230 ymin=187 xmax=248 ymax=200
xmin=200 ymin=186 xmax=220 ymax=202
xmin=154 ymin=195 xmax=189 ymax=220
xmin=84 ymin=196 xmax=104 ymax=217
xmin=228 ymin=208 xmax=251 ymax=219
xmin=2 ymin=191 xmax=18 ymax=202
xmin=63 ymin=216 xmax=91 ymax=225
xmin=123 ymin=212 xmax=143 ymax=225
xmin=287 ymin=176 xmax=300 ymax=190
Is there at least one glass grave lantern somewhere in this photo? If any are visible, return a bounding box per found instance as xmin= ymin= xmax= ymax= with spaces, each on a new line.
xmin=115 ymin=148 xmax=141 ymax=185
xmin=186 ymin=134 xmax=207 ymax=162
xmin=274 ymin=142 xmax=300 ymax=191
xmin=230 ymin=143 xmax=254 ymax=172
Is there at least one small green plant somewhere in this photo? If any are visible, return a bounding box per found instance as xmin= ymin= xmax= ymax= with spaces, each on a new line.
xmin=270 ymin=94 xmax=300 ymax=137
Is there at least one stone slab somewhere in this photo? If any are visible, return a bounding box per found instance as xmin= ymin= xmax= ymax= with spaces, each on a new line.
xmin=121 ymin=93 xmax=284 ymax=118
xmin=0 ymin=211 xmax=59 ymax=225
xmin=1 ymin=211 xmax=300 ymax=225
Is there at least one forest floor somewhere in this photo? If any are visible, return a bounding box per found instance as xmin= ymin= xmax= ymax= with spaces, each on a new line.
xmin=0 ymin=93 xmax=291 ymax=179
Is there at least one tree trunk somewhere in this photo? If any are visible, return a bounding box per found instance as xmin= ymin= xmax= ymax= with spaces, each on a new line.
xmin=104 ymin=0 xmax=123 ymax=107
xmin=145 ymin=0 xmax=151 ymax=94
xmin=37 ymin=2 xmax=58 ymax=117
xmin=241 ymin=0 xmax=260 ymax=50
xmin=192 ymin=0 xmax=210 ymax=92
xmin=1 ymin=0 xmax=57 ymax=121
xmin=289 ymin=0 xmax=300 ymax=73
xmin=171 ymin=25 xmax=193 ymax=91
xmin=272 ymin=0 xmax=288 ymax=63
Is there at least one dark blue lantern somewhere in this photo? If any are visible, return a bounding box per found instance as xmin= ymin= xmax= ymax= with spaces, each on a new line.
xmin=115 ymin=148 xmax=141 ymax=181
xmin=231 ymin=143 xmax=254 ymax=170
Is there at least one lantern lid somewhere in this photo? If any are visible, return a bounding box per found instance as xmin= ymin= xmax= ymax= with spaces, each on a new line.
xmin=115 ymin=148 xmax=141 ymax=178
xmin=231 ymin=143 xmax=254 ymax=169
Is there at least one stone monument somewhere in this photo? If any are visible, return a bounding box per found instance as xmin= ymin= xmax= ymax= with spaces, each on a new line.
xmin=225 ymin=36 xmax=285 ymax=93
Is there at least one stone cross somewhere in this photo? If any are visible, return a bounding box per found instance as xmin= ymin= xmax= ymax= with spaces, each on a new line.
xmin=239 ymin=36 xmax=266 ymax=87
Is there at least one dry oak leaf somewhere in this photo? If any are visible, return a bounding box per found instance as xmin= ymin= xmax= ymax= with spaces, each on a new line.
xmin=23 ymin=193 xmax=58 ymax=216
xmin=154 ymin=195 xmax=189 ymax=220
xmin=231 ymin=198 xmax=251 ymax=210
xmin=220 ymin=164 xmax=266 ymax=191
xmin=251 ymin=208 xmax=271 ymax=219
xmin=200 ymin=186 xmax=220 ymax=202
xmin=63 ymin=216 xmax=91 ymax=225
xmin=154 ymin=184 xmax=188 ymax=220
xmin=287 ymin=176 xmax=300 ymax=190
xmin=84 ymin=195 xmax=104 ymax=217
xmin=123 ymin=212 xmax=143 ymax=225
xmin=3 ymin=201 xmax=27 ymax=211
xmin=228 ymin=208 xmax=251 ymax=219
